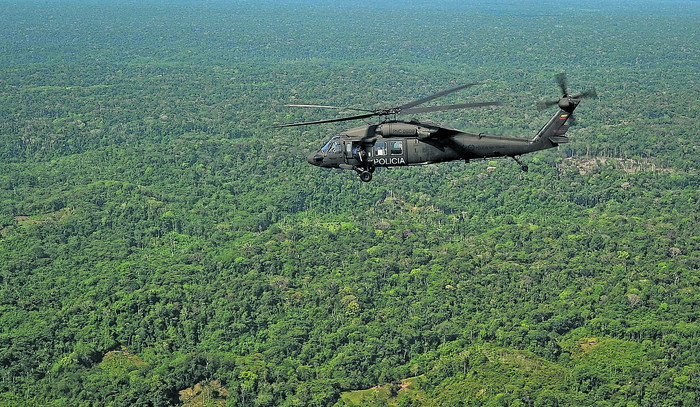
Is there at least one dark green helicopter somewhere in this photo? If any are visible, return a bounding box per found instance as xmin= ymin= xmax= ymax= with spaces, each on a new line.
xmin=276 ymin=74 xmax=596 ymax=182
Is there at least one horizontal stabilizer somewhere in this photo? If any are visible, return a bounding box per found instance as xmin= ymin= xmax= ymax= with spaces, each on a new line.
xmin=549 ymin=136 xmax=570 ymax=144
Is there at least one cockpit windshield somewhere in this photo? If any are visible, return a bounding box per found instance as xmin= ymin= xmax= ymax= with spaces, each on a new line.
xmin=321 ymin=136 xmax=340 ymax=153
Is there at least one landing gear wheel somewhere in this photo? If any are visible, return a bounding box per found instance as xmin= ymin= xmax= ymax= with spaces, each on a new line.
xmin=360 ymin=171 xmax=373 ymax=182
xmin=510 ymin=156 xmax=528 ymax=172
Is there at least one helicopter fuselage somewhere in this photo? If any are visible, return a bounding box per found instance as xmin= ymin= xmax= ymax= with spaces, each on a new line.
xmin=307 ymin=104 xmax=574 ymax=182
xmin=283 ymin=77 xmax=593 ymax=182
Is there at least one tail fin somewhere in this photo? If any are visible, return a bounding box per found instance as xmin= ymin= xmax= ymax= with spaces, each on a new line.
xmin=531 ymin=98 xmax=579 ymax=147
xmin=531 ymin=74 xmax=596 ymax=147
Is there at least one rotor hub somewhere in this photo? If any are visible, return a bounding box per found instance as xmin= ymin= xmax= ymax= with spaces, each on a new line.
xmin=558 ymin=97 xmax=578 ymax=112
xmin=558 ymin=97 xmax=570 ymax=110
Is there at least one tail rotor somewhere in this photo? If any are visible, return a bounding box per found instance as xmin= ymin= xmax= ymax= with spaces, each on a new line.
xmin=537 ymin=73 xmax=597 ymax=112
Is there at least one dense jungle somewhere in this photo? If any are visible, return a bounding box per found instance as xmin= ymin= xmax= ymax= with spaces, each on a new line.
xmin=1 ymin=0 xmax=699 ymax=406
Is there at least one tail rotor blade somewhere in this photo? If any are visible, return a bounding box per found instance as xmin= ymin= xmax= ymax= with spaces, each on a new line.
xmin=556 ymin=73 xmax=568 ymax=97
xmin=537 ymin=100 xmax=559 ymax=111
xmin=573 ymin=89 xmax=598 ymax=100
xmin=537 ymin=74 xmax=597 ymax=110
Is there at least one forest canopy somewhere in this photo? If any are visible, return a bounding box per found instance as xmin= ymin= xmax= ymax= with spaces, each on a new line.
xmin=0 ymin=0 xmax=699 ymax=406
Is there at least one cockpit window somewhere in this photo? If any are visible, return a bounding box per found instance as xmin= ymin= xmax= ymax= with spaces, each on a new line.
xmin=328 ymin=141 xmax=342 ymax=154
xmin=321 ymin=136 xmax=340 ymax=153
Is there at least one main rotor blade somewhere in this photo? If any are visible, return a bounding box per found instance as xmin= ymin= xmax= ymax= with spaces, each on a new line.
xmin=273 ymin=112 xmax=377 ymax=128
xmin=275 ymin=83 xmax=493 ymax=128
xmin=400 ymin=101 xmax=501 ymax=115
xmin=397 ymin=83 xmax=482 ymax=110
xmin=285 ymin=104 xmax=374 ymax=113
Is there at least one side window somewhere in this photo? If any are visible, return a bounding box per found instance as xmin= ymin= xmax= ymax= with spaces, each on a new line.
xmin=390 ymin=141 xmax=402 ymax=155
xmin=375 ymin=141 xmax=387 ymax=156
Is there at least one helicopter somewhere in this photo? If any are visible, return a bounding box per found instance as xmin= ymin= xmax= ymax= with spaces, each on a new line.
xmin=275 ymin=74 xmax=596 ymax=182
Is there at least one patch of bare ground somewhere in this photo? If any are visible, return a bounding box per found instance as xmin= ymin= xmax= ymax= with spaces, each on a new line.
xmin=559 ymin=157 xmax=674 ymax=175
xmin=179 ymin=380 xmax=230 ymax=407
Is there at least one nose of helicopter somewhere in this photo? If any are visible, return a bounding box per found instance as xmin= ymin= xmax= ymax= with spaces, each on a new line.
xmin=307 ymin=153 xmax=323 ymax=166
